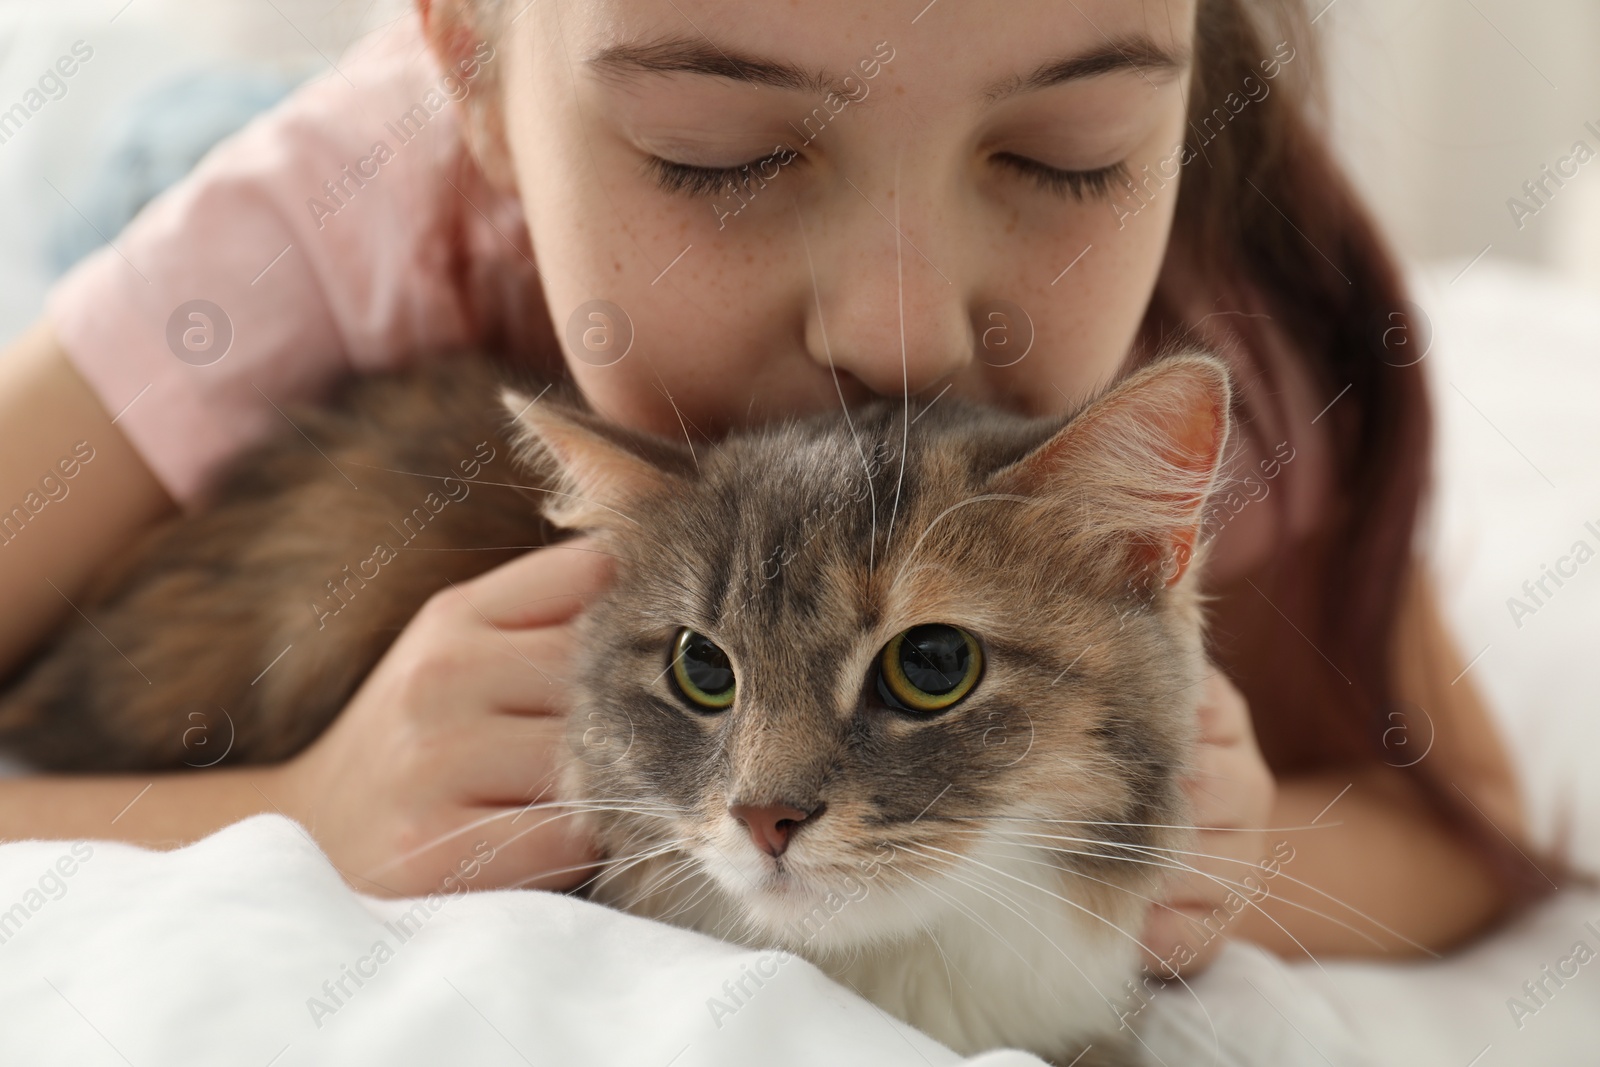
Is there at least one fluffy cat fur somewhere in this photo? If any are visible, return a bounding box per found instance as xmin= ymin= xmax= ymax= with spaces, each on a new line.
xmin=0 ymin=351 xmax=1234 ymax=1066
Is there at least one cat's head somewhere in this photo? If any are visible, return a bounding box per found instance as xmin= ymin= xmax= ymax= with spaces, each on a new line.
xmin=501 ymin=353 xmax=1231 ymax=952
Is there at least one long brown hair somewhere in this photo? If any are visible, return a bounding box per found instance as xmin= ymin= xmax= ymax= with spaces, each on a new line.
xmin=1159 ymin=0 xmax=1591 ymax=923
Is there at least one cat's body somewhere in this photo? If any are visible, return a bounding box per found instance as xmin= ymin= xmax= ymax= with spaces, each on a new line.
xmin=0 ymin=357 xmax=552 ymax=769
xmin=0 ymin=351 xmax=1234 ymax=1067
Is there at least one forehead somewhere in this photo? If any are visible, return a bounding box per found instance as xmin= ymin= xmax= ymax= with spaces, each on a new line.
xmin=707 ymin=412 xmax=920 ymax=591
xmin=562 ymin=0 xmax=1196 ymax=96
xmin=632 ymin=408 xmax=1031 ymax=639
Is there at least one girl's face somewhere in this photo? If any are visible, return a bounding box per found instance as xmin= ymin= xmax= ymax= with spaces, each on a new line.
xmin=497 ymin=0 xmax=1195 ymax=439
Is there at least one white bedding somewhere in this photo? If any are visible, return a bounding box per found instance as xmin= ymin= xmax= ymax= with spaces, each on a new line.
xmin=0 ymin=813 xmax=1377 ymax=1067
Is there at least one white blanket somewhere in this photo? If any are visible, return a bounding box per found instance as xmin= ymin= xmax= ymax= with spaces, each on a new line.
xmin=0 ymin=815 xmax=1594 ymax=1067
xmin=0 ymin=813 xmax=1380 ymax=1067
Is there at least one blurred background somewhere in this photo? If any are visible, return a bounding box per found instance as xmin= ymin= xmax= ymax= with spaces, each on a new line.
xmin=1326 ymin=0 xmax=1600 ymax=290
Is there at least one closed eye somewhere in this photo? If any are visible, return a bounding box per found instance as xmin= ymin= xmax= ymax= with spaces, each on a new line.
xmin=643 ymin=148 xmax=799 ymax=199
xmin=643 ymin=150 xmax=1129 ymax=203
xmin=990 ymin=153 xmax=1131 ymax=201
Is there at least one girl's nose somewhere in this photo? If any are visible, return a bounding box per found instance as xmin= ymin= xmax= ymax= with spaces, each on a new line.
xmin=800 ymin=188 xmax=974 ymax=398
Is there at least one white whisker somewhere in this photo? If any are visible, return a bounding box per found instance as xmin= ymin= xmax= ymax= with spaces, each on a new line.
xmin=893 ymin=854 xmax=1054 ymax=989
xmin=884 ymin=152 xmax=910 ymax=556
xmin=794 ymin=201 xmax=879 ymax=575
xmin=358 ymin=797 xmax=681 ymax=880
xmin=949 ymin=827 xmax=1341 ymax=972
xmin=958 ymin=825 xmax=1428 ymax=959
xmin=890 ymin=493 xmax=1034 ymax=586
xmin=903 ymin=840 xmax=1222 ymax=1057
xmin=899 ymin=842 xmax=1217 ymax=1060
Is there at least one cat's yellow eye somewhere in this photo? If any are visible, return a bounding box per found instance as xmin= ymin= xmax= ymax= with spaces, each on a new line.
xmin=878 ymin=624 xmax=983 ymax=713
xmin=671 ymin=628 xmax=736 ymax=710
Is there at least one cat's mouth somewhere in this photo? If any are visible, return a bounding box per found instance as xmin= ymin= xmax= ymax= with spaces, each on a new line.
xmin=691 ymin=836 xmax=894 ymax=942
xmin=724 ymin=849 xmax=820 ymax=898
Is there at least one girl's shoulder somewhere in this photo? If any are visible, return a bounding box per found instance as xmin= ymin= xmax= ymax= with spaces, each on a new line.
xmin=44 ymin=13 xmax=540 ymax=509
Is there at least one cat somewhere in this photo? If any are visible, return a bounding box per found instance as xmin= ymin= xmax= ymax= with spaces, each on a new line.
xmin=0 ymin=349 xmax=1234 ymax=1066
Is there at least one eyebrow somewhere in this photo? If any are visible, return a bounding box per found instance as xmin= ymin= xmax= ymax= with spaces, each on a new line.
xmin=586 ymin=34 xmax=1189 ymax=103
xmin=587 ymin=36 xmax=846 ymax=97
xmin=982 ymin=38 xmax=1190 ymax=102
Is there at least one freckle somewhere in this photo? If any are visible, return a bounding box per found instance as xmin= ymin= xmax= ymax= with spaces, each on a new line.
xmin=613 ymin=260 xmax=623 ymax=273
xmin=894 ymin=85 xmax=906 ymax=96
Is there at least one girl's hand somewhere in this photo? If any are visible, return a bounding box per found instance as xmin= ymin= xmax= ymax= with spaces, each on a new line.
xmin=1139 ymin=664 xmax=1277 ymax=977
xmin=263 ymin=538 xmax=612 ymax=898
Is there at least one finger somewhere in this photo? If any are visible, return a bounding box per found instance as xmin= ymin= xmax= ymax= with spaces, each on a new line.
xmin=453 ymin=713 xmax=574 ymax=805
xmin=1195 ymin=666 xmax=1251 ymax=745
xmin=1183 ymin=737 xmax=1277 ymax=829
xmin=463 ymin=788 xmax=609 ymax=893
xmin=1140 ymin=900 xmax=1233 ymax=975
xmin=471 ymin=622 xmax=587 ymax=710
xmin=452 ymin=535 xmax=616 ymax=627
xmin=1183 ymin=757 xmax=1261 ymax=829
xmin=386 ymin=625 xmax=582 ymax=727
xmin=387 ymin=798 xmax=605 ymax=895
xmin=1139 ymin=899 xmax=1213 ymax=972
xmin=1140 ymin=842 xmax=1254 ymax=955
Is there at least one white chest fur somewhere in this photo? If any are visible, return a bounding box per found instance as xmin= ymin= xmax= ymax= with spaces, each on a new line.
xmin=815 ymin=844 xmax=1142 ymax=1056
xmin=599 ymin=837 xmax=1147 ymax=1060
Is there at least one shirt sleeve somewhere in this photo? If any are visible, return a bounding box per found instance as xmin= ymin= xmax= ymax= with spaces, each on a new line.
xmin=44 ymin=14 xmax=528 ymax=509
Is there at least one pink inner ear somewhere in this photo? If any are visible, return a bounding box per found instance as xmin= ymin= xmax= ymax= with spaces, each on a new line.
xmin=502 ymin=391 xmax=679 ymax=533
xmin=1143 ymin=388 xmax=1228 ymax=587
xmin=539 ymin=419 xmax=665 ymax=515
xmin=988 ymin=356 xmax=1232 ymax=589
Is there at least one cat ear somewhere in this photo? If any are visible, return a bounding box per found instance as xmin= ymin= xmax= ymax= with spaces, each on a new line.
xmin=500 ymin=388 xmax=691 ymax=532
xmin=985 ymin=353 xmax=1232 ymax=590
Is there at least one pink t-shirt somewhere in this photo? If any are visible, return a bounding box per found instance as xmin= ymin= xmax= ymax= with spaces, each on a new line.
xmin=45 ymin=13 xmax=1335 ymax=584
xmin=46 ymin=14 xmax=543 ymax=507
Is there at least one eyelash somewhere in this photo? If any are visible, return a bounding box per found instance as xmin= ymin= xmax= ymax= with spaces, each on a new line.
xmin=642 ymin=152 xmax=793 ymax=199
xmin=990 ymin=153 xmax=1132 ymax=201
xmin=643 ymin=151 xmax=1132 ymax=203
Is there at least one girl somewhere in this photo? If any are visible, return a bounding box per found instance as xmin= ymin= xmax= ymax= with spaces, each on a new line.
xmin=0 ymin=0 xmax=1574 ymax=982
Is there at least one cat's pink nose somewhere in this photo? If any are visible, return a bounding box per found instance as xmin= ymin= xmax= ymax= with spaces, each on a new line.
xmin=728 ymin=801 xmax=823 ymax=857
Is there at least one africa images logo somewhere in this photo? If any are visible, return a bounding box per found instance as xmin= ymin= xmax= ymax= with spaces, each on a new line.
xmin=1505 ymin=517 xmax=1600 ymax=629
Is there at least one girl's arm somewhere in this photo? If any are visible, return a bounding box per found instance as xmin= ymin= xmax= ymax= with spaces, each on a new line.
xmin=0 ymin=763 xmax=278 ymax=849
xmin=0 ymin=323 xmax=276 ymax=848
xmin=1231 ymin=764 xmax=1512 ymax=957
xmin=0 ymin=320 xmax=175 ymax=676
xmin=1231 ymin=562 xmax=1526 ymax=957
xmin=0 ymin=321 xmax=273 ymax=849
